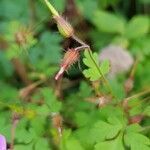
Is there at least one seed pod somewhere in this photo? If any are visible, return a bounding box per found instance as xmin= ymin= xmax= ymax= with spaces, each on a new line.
xmin=44 ymin=0 xmax=74 ymax=38
xmin=55 ymin=48 xmax=79 ymax=80
xmin=54 ymin=16 xmax=74 ymax=38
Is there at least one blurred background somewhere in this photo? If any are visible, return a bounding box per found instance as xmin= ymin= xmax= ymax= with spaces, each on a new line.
xmin=0 ymin=0 xmax=150 ymax=150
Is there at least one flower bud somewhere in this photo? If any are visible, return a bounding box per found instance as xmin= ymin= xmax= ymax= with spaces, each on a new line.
xmin=54 ymin=16 xmax=74 ymax=38
xmin=55 ymin=48 xmax=79 ymax=80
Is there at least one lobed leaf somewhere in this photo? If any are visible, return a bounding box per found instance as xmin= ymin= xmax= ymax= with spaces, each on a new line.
xmin=83 ymin=50 xmax=110 ymax=81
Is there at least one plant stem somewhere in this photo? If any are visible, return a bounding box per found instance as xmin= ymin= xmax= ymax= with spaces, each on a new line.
xmin=130 ymin=57 xmax=138 ymax=78
xmin=44 ymin=0 xmax=59 ymax=16
xmin=72 ymin=35 xmax=88 ymax=46
xmin=29 ymin=0 xmax=37 ymax=25
xmin=10 ymin=113 xmax=19 ymax=150
xmin=12 ymin=58 xmax=31 ymax=85
xmin=72 ymin=35 xmax=113 ymax=96
xmin=140 ymin=126 xmax=150 ymax=132
xmin=87 ymin=49 xmax=113 ymax=95
xmin=75 ymin=45 xmax=89 ymax=51
xmin=124 ymin=88 xmax=150 ymax=101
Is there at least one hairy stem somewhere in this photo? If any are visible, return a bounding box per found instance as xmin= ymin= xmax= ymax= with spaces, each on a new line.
xmin=72 ymin=35 xmax=113 ymax=95
xmin=75 ymin=45 xmax=89 ymax=51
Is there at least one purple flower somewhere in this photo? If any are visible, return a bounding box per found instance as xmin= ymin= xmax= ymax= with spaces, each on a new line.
xmin=0 ymin=134 xmax=6 ymax=150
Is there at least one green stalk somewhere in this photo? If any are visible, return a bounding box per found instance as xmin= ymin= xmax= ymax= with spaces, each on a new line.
xmin=87 ymin=49 xmax=113 ymax=95
xmin=72 ymin=35 xmax=113 ymax=96
xmin=44 ymin=0 xmax=59 ymax=16
xmin=125 ymin=89 xmax=150 ymax=101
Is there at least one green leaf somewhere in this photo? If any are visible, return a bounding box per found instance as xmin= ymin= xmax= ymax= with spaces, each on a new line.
xmin=29 ymin=31 xmax=62 ymax=74
xmin=90 ymin=116 xmax=123 ymax=142
xmin=41 ymin=88 xmax=62 ymax=113
xmin=60 ymin=130 xmax=84 ymax=150
xmin=0 ymin=115 xmax=11 ymax=142
xmin=128 ymin=98 xmax=143 ymax=116
xmin=39 ymin=31 xmax=62 ymax=64
xmin=139 ymin=0 xmax=150 ymax=4
xmin=109 ymin=78 xmax=126 ymax=101
xmin=0 ymin=81 xmax=18 ymax=102
xmin=74 ymin=127 xmax=94 ymax=149
xmin=125 ymin=15 xmax=149 ymax=39
xmin=74 ymin=112 xmax=89 ymax=127
xmin=112 ymin=36 xmax=129 ymax=48
xmin=130 ymin=144 xmax=150 ymax=150
xmin=34 ymin=138 xmax=51 ymax=150
xmin=92 ymin=10 xmax=125 ymax=34
xmin=94 ymin=134 xmax=124 ymax=150
xmin=83 ymin=50 xmax=110 ymax=81
xmin=76 ymin=0 xmax=98 ymax=20
xmin=15 ymin=128 xmax=34 ymax=144
xmin=6 ymin=44 xmax=21 ymax=59
xmin=98 ymin=106 xmax=125 ymax=121
xmin=30 ymin=116 xmax=46 ymax=136
xmin=0 ymin=0 xmax=29 ymax=21
xmin=14 ymin=143 xmax=33 ymax=150
xmin=15 ymin=118 xmax=32 ymax=144
xmin=126 ymin=124 xmax=143 ymax=133
xmin=124 ymin=132 xmax=150 ymax=149
xmin=143 ymin=106 xmax=150 ymax=116
xmin=65 ymin=138 xmax=84 ymax=150
xmin=36 ymin=104 xmax=50 ymax=116
xmin=0 ymin=51 xmax=14 ymax=79
xmin=79 ymin=81 xmax=92 ymax=98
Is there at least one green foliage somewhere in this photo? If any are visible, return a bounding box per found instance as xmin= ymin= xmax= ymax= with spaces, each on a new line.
xmin=0 ymin=0 xmax=29 ymax=22
xmin=0 ymin=51 xmax=14 ymax=79
xmin=0 ymin=0 xmax=149 ymax=150
xmin=29 ymin=31 xmax=62 ymax=77
xmin=125 ymin=15 xmax=149 ymax=39
xmin=92 ymin=10 xmax=125 ymax=34
xmin=143 ymin=106 xmax=150 ymax=117
xmin=41 ymin=88 xmax=62 ymax=113
xmin=124 ymin=125 xmax=150 ymax=150
xmin=0 ymin=82 xmax=18 ymax=102
xmin=76 ymin=0 xmax=98 ymax=20
xmin=95 ymin=134 xmax=124 ymax=150
xmin=60 ymin=130 xmax=84 ymax=150
xmin=83 ymin=50 xmax=110 ymax=81
xmin=91 ymin=117 xmax=123 ymax=141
